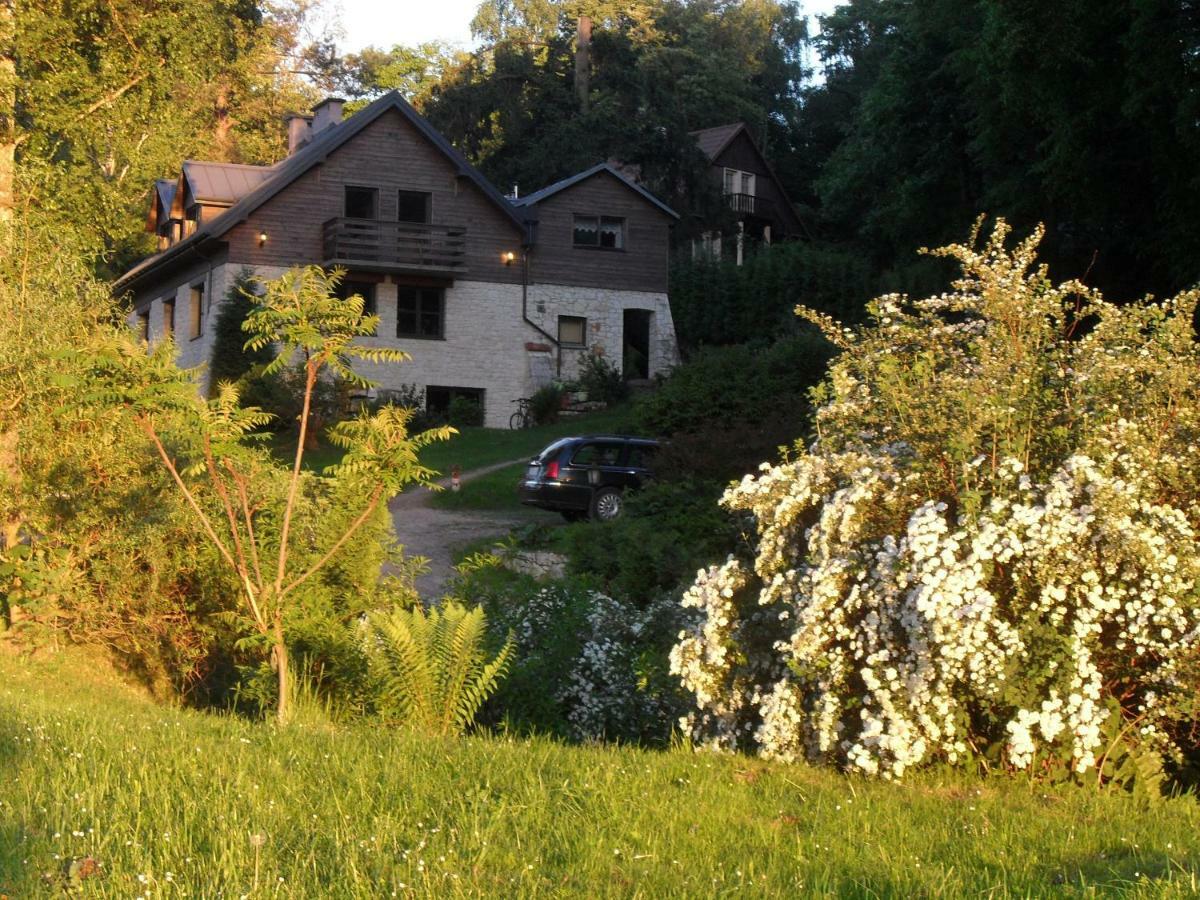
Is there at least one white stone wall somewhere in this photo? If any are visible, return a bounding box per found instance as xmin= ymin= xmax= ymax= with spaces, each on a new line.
xmin=135 ymin=267 xmax=680 ymax=429
xmin=523 ymin=283 xmax=678 ymax=383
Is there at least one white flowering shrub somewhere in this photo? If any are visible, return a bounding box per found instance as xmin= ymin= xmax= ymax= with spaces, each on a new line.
xmin=477 ymin=579 xmax=694 ymax=743
xmin=671 ymin=219 xmax=1200 ymax=780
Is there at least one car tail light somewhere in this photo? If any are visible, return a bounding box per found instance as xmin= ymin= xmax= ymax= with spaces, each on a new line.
xmin=545 ymin=460 xmax=559 ymax=480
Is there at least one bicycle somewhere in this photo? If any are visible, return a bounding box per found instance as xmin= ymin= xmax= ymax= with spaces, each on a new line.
xmin=509 ymin=397 xmax=534 ymax=430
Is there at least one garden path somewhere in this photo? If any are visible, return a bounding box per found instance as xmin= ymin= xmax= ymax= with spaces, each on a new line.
xmin=388 ymin=459 xmax=556 ymax=598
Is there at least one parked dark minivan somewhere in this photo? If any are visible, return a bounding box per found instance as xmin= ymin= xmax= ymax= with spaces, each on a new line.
xmin=518 ymin=435 xmax=659 ymax=521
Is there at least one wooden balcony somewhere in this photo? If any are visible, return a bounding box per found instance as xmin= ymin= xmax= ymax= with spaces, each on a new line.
xmin=322 ymin=218 xmax=467 ymax=276
xmin=725 ymin=192 xmax=775 ymax=219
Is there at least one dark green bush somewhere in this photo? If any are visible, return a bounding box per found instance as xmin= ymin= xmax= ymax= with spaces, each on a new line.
xmin=560 ymin=480 xmax=739 ymax=598
xmin=447 ymin=395 xmax=484 ymax=428
xmin=460 ymin=571 xmax=692 ymax=744
xmin=207 ymin=270 xmax=274 ymax=395
xmin=669 ymin=240 xmax=873 ymax=352
xmin=529 ymin=383 xmax=566 ymax=425
xmin=577 ymin=353 xmax=630 ymax=405
xmin=633 ymin=330 xmax=836 ymax=437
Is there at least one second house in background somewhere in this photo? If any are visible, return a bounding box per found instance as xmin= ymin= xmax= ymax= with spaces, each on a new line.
xmin=116 ymin=92 xmax=680 ymax=427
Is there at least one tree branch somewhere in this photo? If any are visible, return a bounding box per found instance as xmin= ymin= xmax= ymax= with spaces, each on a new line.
xmin=281 ymin=484 xmax=383 ymax=600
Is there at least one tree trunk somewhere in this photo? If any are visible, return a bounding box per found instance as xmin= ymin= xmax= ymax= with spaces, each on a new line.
xmin=0 ymin=0 xmax=16 ymax=225
xmin=274 ymin=623 xmax=289 ymax=725
xmin=1 ymin=520 xmax=18 ymax=632
xmin=214 ymin=81 xmax=234 ymax=161
xmin=575 ymin=16 xmax=591 ymax=113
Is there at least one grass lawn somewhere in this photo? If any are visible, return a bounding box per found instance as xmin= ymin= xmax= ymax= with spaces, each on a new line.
xmin=3 ymin=651 xmax=1200 ymax=897
xmin=418 ymin=404 xmax=637 ymax=476
xmin=269 ymin=405 xmax=638 ymax=479
xmin=428 ymin=463 xmax=528 ymax=512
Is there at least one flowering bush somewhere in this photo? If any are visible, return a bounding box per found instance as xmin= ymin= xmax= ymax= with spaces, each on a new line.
xmin=476 ymin=578 xmax=693 ymax=743
xmin=671 ymin=220 xmax=1200 ymax=780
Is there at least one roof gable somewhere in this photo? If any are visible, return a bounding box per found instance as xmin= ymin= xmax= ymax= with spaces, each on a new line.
xmin=182 ymin=161 xmax=274 ymax=206
xmin=691 ymin=122 xmax=746 ymax=162
xmin=513 ymin=163 xmax=679 ymax=220
xmin=117 ymin=91 xmax=530 ymax=293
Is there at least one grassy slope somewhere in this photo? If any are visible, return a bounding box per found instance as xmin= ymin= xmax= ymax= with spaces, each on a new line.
xmin=428 ymin=463 xmax=527 ymax=511
xmin=418 ymin=404 xmax=637 ymax=476
xmin=2 ymin=653 xmax=1199 ymax=897
xmin=272 ymin=405 xmax=638 ymax=478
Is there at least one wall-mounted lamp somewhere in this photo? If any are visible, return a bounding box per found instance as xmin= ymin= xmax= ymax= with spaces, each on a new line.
xmin=502 ymin=250 xmax=516 ymax=266
xmin=258 ymin=230 xmax=269 ymax=247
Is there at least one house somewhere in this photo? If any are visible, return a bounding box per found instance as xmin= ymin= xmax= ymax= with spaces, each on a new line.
xmin=689 ymin=122 xmax=804 ymax=264
xmin=115 ymin=92 xmax=680 ymax=427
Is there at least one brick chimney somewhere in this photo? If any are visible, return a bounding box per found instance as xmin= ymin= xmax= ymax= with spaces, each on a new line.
xmin=284 ymin=112 xmax=312 ymax=155
xmin=311 ymin=97 xmax=346 ymax=135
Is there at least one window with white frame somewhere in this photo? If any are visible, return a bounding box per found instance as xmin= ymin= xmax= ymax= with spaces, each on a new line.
xmin=723 ymin=167 xmax=756 ymax=197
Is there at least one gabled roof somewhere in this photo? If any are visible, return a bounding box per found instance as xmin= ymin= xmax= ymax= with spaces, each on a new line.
xmin=145 ymin=179 xmax=177 ymax=233
xmin=512 ymin=163 xmax=679 ymax=220
xmin=116 ymin=91 xmax=531 ymax=294
xmin=690 ymin=123 xmax=747 ymax=162
xmin=182 ymin=161 xmax=275 ymax=206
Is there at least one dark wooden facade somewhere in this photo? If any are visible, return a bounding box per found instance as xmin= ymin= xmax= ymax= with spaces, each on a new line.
xmin=222 ymin=109 xmax=527 ymax=287
xmin=700 ymin=127 xmax=803 ymax=240
xmin=524 ymin=170 xmax=672 ymax=294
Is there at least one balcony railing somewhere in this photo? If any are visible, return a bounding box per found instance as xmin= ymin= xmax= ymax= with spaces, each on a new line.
xmin=322 ymin=218 xmax=468 ymax=275
xmin=725 ymin=192 xmax=775 ymax=218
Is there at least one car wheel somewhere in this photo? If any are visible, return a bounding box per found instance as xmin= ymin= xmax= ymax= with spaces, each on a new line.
xmin=590 ymin=487 xmax=623 ymax=522
xmin=561 ymin=510 xmax=586 ymax=523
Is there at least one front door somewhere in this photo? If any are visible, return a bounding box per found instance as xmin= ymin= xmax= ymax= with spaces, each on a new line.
xmin=622 ymin=308 xmax=652 ymax=380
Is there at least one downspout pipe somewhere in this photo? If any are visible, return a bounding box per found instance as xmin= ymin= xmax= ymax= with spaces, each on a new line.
xmin=519 ymin=226 xmax=562 ymax=379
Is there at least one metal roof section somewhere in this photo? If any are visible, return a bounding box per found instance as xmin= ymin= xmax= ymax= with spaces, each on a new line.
xmin=182 ymin=161 xmax=274 ymax=205
xmin=690 ymin=123 xmax=746 ymax=161
xmin=144 ymin=179 xmax=178 ymax=232
xmin=115 ymin=91 xmax=532 ymax=295
xmin=512 ymin=163 xmax=679 ymax=220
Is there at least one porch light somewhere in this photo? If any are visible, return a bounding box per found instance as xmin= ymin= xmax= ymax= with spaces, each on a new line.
xmin=502 ymin=250 xmax=516 ymax=265
xmin=258 ymin=230 xmax=269 ymax=247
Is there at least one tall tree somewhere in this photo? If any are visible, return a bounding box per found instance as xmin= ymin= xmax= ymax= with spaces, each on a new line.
xmin=9 ymin=0 xmax=322 ymax=274
xmin=800 ymin=0 xmax=1200 ymax=299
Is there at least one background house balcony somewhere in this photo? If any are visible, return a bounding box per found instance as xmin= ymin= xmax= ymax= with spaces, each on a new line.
xmin=322 ymin=218 xmax=468 ymax=275
xmin=725 ymin=192 xmax=775 ymax=219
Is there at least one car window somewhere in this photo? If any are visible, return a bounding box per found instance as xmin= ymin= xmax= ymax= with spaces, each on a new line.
xmin=626 ymin=444 xmax=657 ymax=469
xmin=570 ymin=442 xmax=623 ymax=467
xmin=536 ymin=439 xmax=572 ymax=463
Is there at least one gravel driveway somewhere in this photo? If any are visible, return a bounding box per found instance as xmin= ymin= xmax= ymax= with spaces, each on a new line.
xmin=388 ymin=460 xmax=559 ymax=598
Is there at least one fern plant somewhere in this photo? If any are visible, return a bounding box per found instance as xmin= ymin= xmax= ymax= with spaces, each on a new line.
xmin=363 ymin=602 xmax=514 ymax=736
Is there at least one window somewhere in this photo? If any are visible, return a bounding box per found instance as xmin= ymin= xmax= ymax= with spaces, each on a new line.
xmin=397 ymin=287 xmax=444 ymax=339
xmin=573 ymin=215 xmax=625 ymax=250
xmin=570 ymin=442 xmax=623 ymax=467
xmin=162 ymin=298 xmax=175 ymax=339
xmin=189 ymin=283 xmax=204 ymax=339
xmin=425 ymin=386 xmax=484 ymax=420
xmin=337 ymin=280 xmax=377 ymax=334
xmin=136 ymin=309 xmax=150 ymax=343
xmin=626 ymin=444 xmax=657 ymax=469
xmin=692 ymin=231 xmax=721 ymax=261
xmin=723 ymin=167 xmax=756 ymax=197
xmin=344 ymin=185 xmax=378 ymax=219
xmin=337 ymin=280 xmax=377 ymax=316
xmin=558 ymin=315 xmax=586 ymax=348
xmin=397 ymin=190 xmax=432 ymax=224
